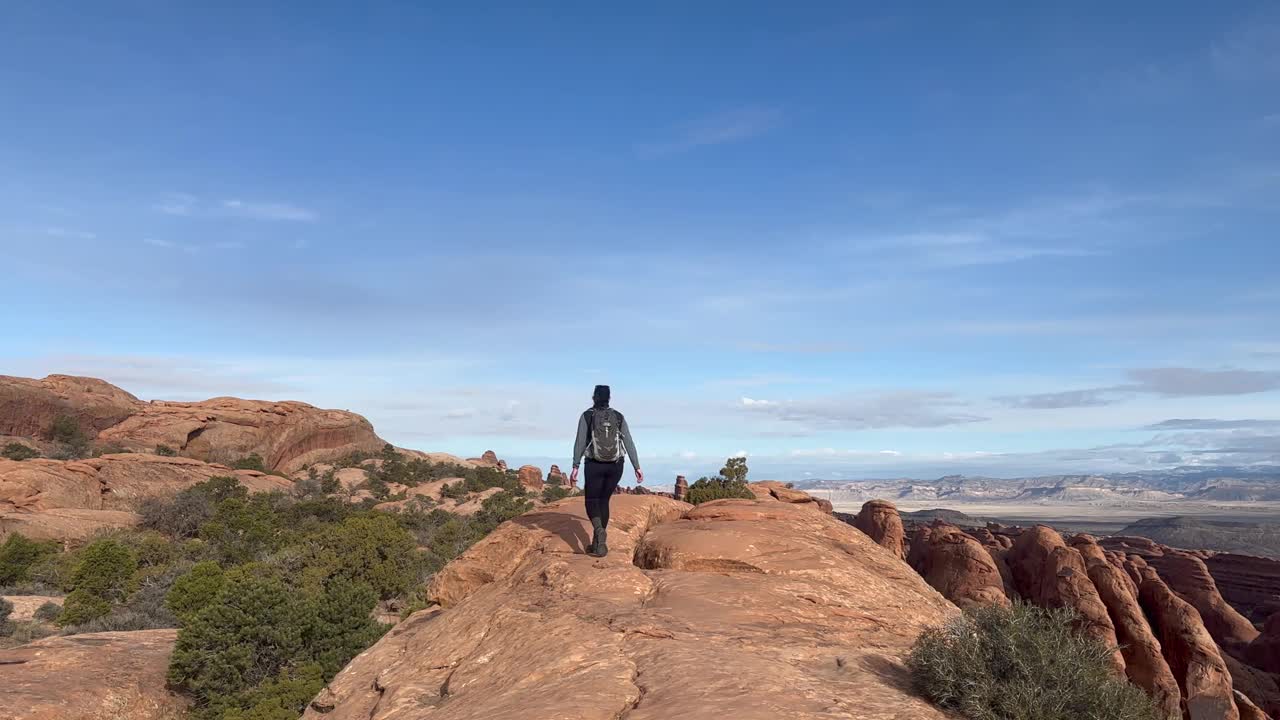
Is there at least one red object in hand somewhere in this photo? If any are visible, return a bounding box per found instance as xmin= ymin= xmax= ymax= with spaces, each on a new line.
xmin=635 ymin=468 xmax=644 ymax=485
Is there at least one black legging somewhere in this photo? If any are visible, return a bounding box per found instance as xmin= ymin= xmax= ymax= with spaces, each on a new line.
xmin=584 ymin=458 xmax=625 ymax=527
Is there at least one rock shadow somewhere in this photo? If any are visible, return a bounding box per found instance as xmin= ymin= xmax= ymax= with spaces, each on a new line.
xmin=512 ymin=511 xmax=592 ymax=554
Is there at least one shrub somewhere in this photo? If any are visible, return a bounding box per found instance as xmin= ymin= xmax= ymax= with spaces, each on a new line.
xmin=440 ymin=481 xmax=469 ymax=500
xmin=541 ymin=485 xmax=575 ymax=503
xmin=140 ymin=476 xmax=248 ymax=540
xmin=720 ymin=456 xmax=748 ymax=483
xmin=199 ymin=495 xmax=282 ymax=565
xmin=907 ymin=603 xmax=1161 ymax=720
xmin=34 ymin=601 xmax=62 ymax=622
xmin=49 ymin=415 xmax=91 ymax=459
xmin=57 ymin=539 xmax=137 ymax=626
xmin=231 ymin=453 xmax=267 ymax=472
xmin=308 ymin=514 xmax=420 ymax=600
xmin=1 ymin=442 xmax=39 ymax=461
xmin=166 ymin=562 xmax=226 ymax=622
xmin=685 ymin=476 xmax=755 ymax=505
xmin=0 ymin=534 xmax=60 ymax=585
xmin=94 ymin=443 xmax=130 ymax=457
xmin=155 ymin=444 xmax=177 ymax=456
xmin=0 ymin=597 xmax=12 ymax=635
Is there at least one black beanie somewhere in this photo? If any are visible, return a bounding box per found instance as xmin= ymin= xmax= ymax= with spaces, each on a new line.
xmin=593 ymin=385 xmax=611 ymax=406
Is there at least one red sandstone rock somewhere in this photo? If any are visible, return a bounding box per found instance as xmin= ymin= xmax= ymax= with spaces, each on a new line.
xmin=673 ymin=475 xmax=688 ymax=502
xmin=1140 ymin=577 xmax=1241 ymax=720
xmin=0 ymin=454 xmax=292 ymax=542
xmin=1007 ymin=526 xmax=1124 ymax=673
xmin=547 ymin=464 xmax=568 ymax=486
xmin=516 ymin=465 xmax=544 ymax=491
xmin=0 ymin=629 xmax=184 ymax=720
xmin=1206 ymin=553 xmax=1280 ymax=625
xmin=311 ymin=496 xmax=959 ymax=720
xmin=1072 ymin=536 xmax=1182 ymax=717
xmin=467 ymin=450 xmax=501 ymax=468
xmin=1247 ymin=614 xmax=1280 ymax=675
xmin=1235 ymin=690 xmax=1269 ymax=720
xmin=1152 ymin=551 xmax=1260 ymax=656
xmin=853 ymin=500 xmax=906 ymax=559
xmin=907 ymin=523 xmax=1009 ymax=610
xmin=0 ymin=374 xmax=140 ymax=442
xmin=746 ymin=481 xmax=830 ymax=512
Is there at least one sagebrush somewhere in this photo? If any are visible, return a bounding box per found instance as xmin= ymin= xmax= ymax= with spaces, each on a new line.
xmin=907 ymin=603 xmax=1163 ymax=720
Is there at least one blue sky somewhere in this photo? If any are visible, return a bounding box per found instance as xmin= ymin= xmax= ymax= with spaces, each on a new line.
xmin=2 ymin=2 xmax=1279 ymax=482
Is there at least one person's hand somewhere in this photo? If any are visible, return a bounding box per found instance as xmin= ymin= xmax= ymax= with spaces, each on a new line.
xmin=570 ymin=467 xmax=579 ymax=486
xmin=635 ymin=468 xmax=644 ymax=485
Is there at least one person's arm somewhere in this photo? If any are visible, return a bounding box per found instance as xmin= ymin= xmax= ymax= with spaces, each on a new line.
xmin=619 ymin=414 xmax=641 ymax=481
xmin=572 ymin=411 xmax=589 ymax=470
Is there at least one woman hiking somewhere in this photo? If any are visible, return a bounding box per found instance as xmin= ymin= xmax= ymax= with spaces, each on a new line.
xmin=570 ymin=385 xmax=642 ymax=557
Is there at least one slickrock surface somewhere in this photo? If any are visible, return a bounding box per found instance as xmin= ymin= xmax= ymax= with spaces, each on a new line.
xmin=0 ymin=629 xmax=183 ymax=720
xmin=0 ymin=454 xmax=292 ymax=541
xmin=305 ymin=495 xmax=957 ymax=720
xmin=1141 ymin=577 xmax=1241 ymax=720
xmin=0 ymin=374 xmax=384 ymax=474
xmin=906 ymin=524 xmax=1010 ymax=610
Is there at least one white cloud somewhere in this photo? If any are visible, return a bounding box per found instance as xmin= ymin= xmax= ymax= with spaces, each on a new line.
xmin=638 ymin=106 xmax=783 ymax=155
xmin=731 ymin=450 xmax=748 ymax=458
xmin=223 ymin=199 xmax=317 ymax=222
xmin=43 ymin=227 xmax=96 ymax=240
xmin=740 ymin=396 xmax=777 ymax=407
xmin=153 ymin=192 xmax=196 ymax=216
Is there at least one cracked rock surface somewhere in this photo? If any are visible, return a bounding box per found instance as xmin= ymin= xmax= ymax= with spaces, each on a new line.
xmin=304 ymin=495 xmax=957 ymax=720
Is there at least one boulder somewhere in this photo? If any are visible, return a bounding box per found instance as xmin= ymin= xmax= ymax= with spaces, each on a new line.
xmin=0 ymin=629 xmax=184 ymax=720
xmin=747 ymin=481 xmax=830 ymax=513
xmin=1007 ymin=526 xmax=1124 ymax=673
xmin=307 ymin=496 xmax=958 ymax=720
xmin=1140 ymin=577 xmax=1241 ymax=720
xmin=907 ymin=524 xmax=1010 ymax=610
xmin=852 ymin=499 xmax=906 ymax=559
xmin=516 ymin=465 xmax=544 ymax=491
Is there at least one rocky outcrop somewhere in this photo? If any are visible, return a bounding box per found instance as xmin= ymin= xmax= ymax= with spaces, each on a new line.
xmin=1153 ymin=551 xmax=1260 ymax=657
xmin=747 ymin=481 xmax=831 ymax=513
xmin=1140 ymin=577 xmax=1241 ymax=720
xmin=547 ymin=464 xmax=568 ymax=486
xmin=673 ymin=475 xmax=687 ymax=501
xmin=0 ymin=454 xmax=292 ymax=541
xmin=0 ymin=375 xmax=140 ymax=442
xmin=853 ymin=500 xmax=906 ymax=559
xmin=1007 ymin=526 xmax=1124 ymax=672
xmin=467 ymin=450 xmax=500 ymax=467
xmin=307 ymin=495 xmax=958 ymax=720
xmin=1071 ymin=536 xmax=1182 ymax=718
xmin=0 ymin=629 xmax=184 ymax=720
xmin=1205 ymin=553 xmax=1280 ymax=625
xmin=1235 ymin=690 xmax=1269 ymax=720
xmin=907 ymin=524 xmax=1010 ymax=610
xmin=0 ymin=374 xmax=386 ymax=474
xmin=516 ymin=465 xmax=544 ymax=491
xmin=1247 ymin=614 xmax=1280 ymax=675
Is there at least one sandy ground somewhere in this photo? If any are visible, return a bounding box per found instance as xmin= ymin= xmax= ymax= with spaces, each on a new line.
xmin=826 ymin=495 xmax=1280 ymax=535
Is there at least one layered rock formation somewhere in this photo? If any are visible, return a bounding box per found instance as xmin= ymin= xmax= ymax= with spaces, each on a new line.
xmin=0 ymin=454 xmax=292 ymax=541
xmin=547 ymin=464 xmax=568 ymax=486
xmin=305 ymin=495 xmax=958 ymax=720
xmin=0 ymin=374 xmax=385 ymax=474
xmin=1205 ymin=553 xmax=1280 ymax=625
xmin=1141 ymin=577 xmax=1241 ymax=720
xmin=0 ymin=629 xmax=183 ymax=720
xmin=673 ymin=474 xmax=687 ymax=501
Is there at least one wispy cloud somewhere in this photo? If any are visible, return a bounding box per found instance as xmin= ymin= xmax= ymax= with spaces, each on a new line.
xmin=153 ymin=192 xmax=196 ymax=216
xmin=998 ymin=367 xmax=1280 ymax=409
xmin=142 ymin=237 xmax=242 ymax=253
xmin=223 ymin=199 xmax=317 ymax=222
xmin=1145 ymin=418 xmax=1280 ymax=431
xmin=737 ymin=391 xmax=987 ymax=431
xmin=42 ymin=227 xmax=96 ymax=240
xmin=638 ymin=106 xmax=783 ymax=155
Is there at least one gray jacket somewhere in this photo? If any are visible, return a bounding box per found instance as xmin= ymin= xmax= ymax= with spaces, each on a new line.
xmin=572 ymin=407 xmax=639 ymax=469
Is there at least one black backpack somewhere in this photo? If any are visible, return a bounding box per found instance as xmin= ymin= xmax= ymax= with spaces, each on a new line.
xmin=587 ymin=408 xmax=624 ymax=462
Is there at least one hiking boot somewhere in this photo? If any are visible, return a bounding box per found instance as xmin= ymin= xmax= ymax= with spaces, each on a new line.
xmin=589 ymin=528 xmax=601 ymax=556
xmin=597 ymin=526 xmax=608 ymax=557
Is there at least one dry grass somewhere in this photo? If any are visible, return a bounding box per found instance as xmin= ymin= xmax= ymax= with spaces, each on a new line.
xmin=71 ymin=686 xmax=188 ymax=720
